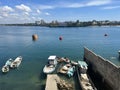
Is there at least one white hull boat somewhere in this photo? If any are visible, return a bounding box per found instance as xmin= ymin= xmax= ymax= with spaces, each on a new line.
xmin=43 ymin=65 xmax=56 ymax=74
xmin=2 ymin=65 xmax=9 ymax=73
xmin=43 ymin=55 xmax=57 ymax=74
xmin=10 ymin=56 xmax=22 ymax=68
xmin=1 ymin=58 xmax=13 ymax=73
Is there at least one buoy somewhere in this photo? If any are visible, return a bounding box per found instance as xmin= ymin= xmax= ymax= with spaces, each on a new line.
xmin=104 ymin=34 xmax=108 ymax=36
xmin=32 ymin=34 xmax=38 ymax=41
xmin=118 ymin=50 xmax=120 ymax=59
xmin=59 ymin=36 xmax=63 ymax=40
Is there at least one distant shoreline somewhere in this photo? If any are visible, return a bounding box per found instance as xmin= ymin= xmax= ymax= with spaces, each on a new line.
xmin=1 ymin=20 xmax=120 ymax=27
xmin=0 ymin=24 xmax=120 ymax=27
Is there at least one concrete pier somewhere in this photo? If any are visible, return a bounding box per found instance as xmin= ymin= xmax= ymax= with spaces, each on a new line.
xmin=45 ymin=74 xmax=60 ymax=90
xmin=84 ymin=47 xmax=120 ymax=90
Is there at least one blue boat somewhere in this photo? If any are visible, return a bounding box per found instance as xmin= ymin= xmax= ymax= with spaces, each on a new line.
xmin=59 ymin=64 xmax=75 ymax=77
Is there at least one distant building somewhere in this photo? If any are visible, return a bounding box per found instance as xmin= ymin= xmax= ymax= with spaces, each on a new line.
xmin=92 ymin=20 xmax=98 ymax=25
xmin=35 ymin=19 xmax=45 ymax=25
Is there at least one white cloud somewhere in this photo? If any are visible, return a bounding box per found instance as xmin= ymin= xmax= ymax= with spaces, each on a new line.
xmin=38 ymin=5 xmax=54 ymax=10
xmin=0 ymin=16 xmax=2 ymax=18
xmin=102 ymin=6 xmax=120 ymax=9
xmin=36 ymin=9 xmax=41 ymax=14
xmin=15 ymin=4 xmax=32 ymax=12
xmin=0 ymin=6 xmax=14 ymax=12
xmin=24 ymin=12 xmax=29 ymax=16
xmin=0 ymin=6 xmax=14 ymax=18
xmin=45 ymin=12 xmax=50 ymax=16
xmin=86 ymin=0 xmax=111 ymax=6
xmin=59 ymin=0 xmax=112 ymax=8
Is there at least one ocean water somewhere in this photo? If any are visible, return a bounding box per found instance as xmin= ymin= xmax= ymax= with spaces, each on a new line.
xmin=0 ymin=26 xmax=120 ymax=90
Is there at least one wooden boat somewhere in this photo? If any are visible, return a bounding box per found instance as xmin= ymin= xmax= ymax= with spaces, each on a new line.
xmin=43 ymin=55 xmax=57 ymax=74
xmin=80 ymin=73 xmax=94 ymax=90
xmin=2 ymin=65 xmax=9 ymax=73
xmin=10 ymin=56 xmax=22 ymax=68
xmin=76 ymin=64 xmax=97 ymax=90
xmin=57 ymin=57 xmax=70 ymax=63
xmin=58 ymin=64 xmax=75 ymax=77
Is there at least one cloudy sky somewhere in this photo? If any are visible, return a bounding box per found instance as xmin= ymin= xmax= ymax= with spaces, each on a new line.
xmin=0 ymin=0 xmax=120 ymax=24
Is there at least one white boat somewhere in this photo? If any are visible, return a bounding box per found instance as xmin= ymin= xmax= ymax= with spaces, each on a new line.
xmin=10 ymin=56 xmax=22 ymax=68
xmin=2 ymin=65 xmax=9 ymax=73
xmin=1 ymin=58 xmax=13 ymax=73
xmin=43 ymin=55 xmax=57 ymax=74
xmin=5 ymin=58 xmax=13 ymax=66
xmin=78 ymin=61 xmax=88 ymax=73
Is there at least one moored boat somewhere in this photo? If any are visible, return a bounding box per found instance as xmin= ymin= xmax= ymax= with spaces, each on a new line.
xmin=2 ymin=65 xmax=9 ymax=73
xmin=5 ymin=58 xmax=13 ymax=66
xmin=43 ymin=55 xmax=57 ymax=74
xmin=10 ymin=56 xmax=22 ymax=68
xmin=58 ymin=64 xmax=75 ymax=77
xmin=76 ymin=61 xmax=96 ymax=90
xmin=1 ymin=58 xmax=13 ymax=73
xmin=78 ymin=61 xmax=88 ymax=73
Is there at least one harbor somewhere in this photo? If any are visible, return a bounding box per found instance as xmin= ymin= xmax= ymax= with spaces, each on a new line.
xmin=43 ymin=47 xmax=120 ymax=90
xmin=0 ymin=26 xmax=120 ymax=90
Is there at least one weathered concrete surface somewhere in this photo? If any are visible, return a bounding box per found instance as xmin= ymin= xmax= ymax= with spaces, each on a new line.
xmin=84 ymin=47 xmax=120 ymax=90
xmin=45 ymin=74 xmax=60 ymax=90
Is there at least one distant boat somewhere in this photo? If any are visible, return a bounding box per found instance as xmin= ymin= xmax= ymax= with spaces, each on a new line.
xmin=1 ymin=58 xmax=13 ymax=73
xmin=10 ymin=56 xmax=22 ymax=68
xmin=43 ymin=55 xmax=58 ymax=74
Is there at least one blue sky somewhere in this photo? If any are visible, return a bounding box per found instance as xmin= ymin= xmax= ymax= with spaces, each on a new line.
xmin=0 ymin=0 xmax=120 ymax=24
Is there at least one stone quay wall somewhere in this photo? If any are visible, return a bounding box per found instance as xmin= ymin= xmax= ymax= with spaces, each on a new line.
xmin=84 ymin=47 xmax=120 ymax=90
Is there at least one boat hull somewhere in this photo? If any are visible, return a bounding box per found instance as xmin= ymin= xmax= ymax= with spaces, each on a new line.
xmin=10 ymin=56 xmax=22 ymax=68
xmin=2 ymin=65 xmax=9 ymax=73
xmin=43 ymin=65 xmax=55 ymax=74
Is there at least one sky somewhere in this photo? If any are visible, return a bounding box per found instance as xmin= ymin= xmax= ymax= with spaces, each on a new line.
xmin=0 ymin=0 xmax=120 ymax=24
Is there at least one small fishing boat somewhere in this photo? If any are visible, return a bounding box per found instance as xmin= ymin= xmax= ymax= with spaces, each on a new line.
xmin=2 ymin=65 xmax=9 ymax=73
xmin=58 ymin=64 xmax=75 ymax=77
xmin=76 ymin=62 xmax=96 ymax=90
xmin=43 ymin=55 xmax=58 ymax=74
xmin=10 ymin=56 xmax=22 ymax=68
xmin=5 ymin=58 xmax=13 ymax=66
xmin=1 ymin=58 xmax=13 ymax=73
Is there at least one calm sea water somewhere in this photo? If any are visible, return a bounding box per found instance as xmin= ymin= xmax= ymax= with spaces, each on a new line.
xmin=0 ymin=26 xmax=120 ymax=90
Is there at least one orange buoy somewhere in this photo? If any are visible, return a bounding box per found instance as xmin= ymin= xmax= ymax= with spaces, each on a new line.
xmin=59 ymin=36 xmax=63 ymax=40
xmin=32 ymin=34 xmax=38 ymax=41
